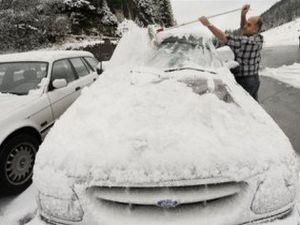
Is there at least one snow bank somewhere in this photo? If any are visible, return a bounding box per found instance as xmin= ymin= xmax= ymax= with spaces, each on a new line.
xmin=261 ymin=63 xmax=300 ymax=89
xmin=262 ymin=18 xmax=300 ymax=47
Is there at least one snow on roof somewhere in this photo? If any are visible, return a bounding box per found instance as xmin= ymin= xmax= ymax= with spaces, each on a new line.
xmin=0 ymin=50 xmax=94 ymax=63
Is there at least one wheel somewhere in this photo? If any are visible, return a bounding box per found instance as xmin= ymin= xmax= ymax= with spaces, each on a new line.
xmin=0 ymin=134 xmax=39 ymax=194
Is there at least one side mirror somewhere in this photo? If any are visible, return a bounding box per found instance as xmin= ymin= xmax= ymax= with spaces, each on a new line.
xmin=52 ymin=79 xmax=67 ymax=89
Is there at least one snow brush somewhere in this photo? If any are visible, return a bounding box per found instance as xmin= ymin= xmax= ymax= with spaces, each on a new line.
xmin=148 ymin=7 xmax=243 ymax=46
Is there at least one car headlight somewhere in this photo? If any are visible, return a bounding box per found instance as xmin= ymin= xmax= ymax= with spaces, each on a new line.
xmin=38 ymin=189 xmax=84 ymax=224
xmin=251 ymin=173 xmax=296 ymax=215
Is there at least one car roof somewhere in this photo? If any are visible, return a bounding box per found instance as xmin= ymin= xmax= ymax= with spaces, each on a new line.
xmin=0 ymin=50 xmax=94 ymax=63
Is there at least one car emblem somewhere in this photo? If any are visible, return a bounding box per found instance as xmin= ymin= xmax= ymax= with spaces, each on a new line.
xmin=157 ymin=199 xmax=179 ymax=208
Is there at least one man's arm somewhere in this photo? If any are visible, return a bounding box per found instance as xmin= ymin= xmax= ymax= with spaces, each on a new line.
xmin=240 ymin=4 xmax=250 ymax=30
xmin=198 ymin=16 xmax=227 ymax=43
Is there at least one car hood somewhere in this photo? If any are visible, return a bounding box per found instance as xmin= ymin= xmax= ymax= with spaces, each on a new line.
xmin=34 ymin=67 xmax=298 ymax=188
xmin=0 ymin=93 xmax=38 ymax=121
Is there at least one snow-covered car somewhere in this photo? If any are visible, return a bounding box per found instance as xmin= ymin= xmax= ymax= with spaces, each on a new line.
xmin=33 ymin=24 xmax=299 ymax=225
xmin=0 ymin=50 xmax=100 ymax=193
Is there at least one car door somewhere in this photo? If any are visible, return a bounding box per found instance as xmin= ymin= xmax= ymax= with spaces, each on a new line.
xmin=47 ymin=59 xmax=82 ymax=119
xmin=69 ymin=57 xmax=98 ymax=89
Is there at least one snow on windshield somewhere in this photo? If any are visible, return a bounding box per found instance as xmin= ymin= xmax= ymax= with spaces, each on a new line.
xmin=107 ymin=21 xmax=223 ymax=70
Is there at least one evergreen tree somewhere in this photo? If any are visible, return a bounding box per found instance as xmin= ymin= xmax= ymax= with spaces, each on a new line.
xmin=157 ymin=0 xmax=174 ymax=27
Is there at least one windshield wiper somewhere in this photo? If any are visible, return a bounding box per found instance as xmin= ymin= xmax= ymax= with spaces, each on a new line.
xmin=164 ymin=67 xmax=217 ymax=75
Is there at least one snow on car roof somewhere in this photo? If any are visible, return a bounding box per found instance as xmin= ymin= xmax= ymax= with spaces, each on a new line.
xmin=0 ymin=50 xmax=94 ymax=63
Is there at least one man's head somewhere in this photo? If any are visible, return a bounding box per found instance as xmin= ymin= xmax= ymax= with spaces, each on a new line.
xmin=242 ymin=16 xmax=263 ymax=36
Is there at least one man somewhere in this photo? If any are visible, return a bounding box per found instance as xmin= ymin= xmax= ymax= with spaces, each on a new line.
xmin=199 ymin=5 xmax=264 ymax=101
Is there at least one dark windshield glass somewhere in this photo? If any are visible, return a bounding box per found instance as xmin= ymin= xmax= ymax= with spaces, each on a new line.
xmin=0 ymin=62 xmax=48 ymax=95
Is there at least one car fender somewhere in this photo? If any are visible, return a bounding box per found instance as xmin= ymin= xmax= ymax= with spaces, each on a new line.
xmin=0 ymin=119 xmax=41 ymax=150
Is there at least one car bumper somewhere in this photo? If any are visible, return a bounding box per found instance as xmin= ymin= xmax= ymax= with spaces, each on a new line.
xmin=39 ymin=205 xmax=300 ymax=225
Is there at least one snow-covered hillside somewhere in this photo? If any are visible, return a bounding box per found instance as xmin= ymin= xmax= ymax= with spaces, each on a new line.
xmin=262 ymin=17 xmax=300 ymax=47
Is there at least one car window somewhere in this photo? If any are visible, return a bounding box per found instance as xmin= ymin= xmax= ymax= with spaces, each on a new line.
xmin=52 ymin=59 xmax=76 ymax=83
xmin=69 ymin=58 xmax=90 ymax=77
xmin=84 ymin=57 xmax=99 ymax=71
xmin=0 ymin=62 xmax=48 ymax=95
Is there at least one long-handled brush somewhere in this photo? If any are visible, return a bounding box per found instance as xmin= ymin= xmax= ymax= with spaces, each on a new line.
xmin=148 ymin=7 xmax=244 ymax=46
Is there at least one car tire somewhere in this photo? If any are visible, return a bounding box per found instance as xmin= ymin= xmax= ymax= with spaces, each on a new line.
xmin=0 ymin=134 xmax=39 ymax=194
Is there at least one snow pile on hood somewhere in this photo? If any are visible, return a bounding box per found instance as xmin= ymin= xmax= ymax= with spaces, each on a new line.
xmin=262 ymin=17 xmax=300 ymax=47
xmin=35 ymin=66 xmax=297 ymax=187
xmin=34 ymin=22 xmax=297 ymax=188
xmin=261 ymin=63 xmax=300 ymax=89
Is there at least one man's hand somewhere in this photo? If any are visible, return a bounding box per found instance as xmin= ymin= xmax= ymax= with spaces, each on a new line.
xmin=198 ymin=16 xmax=227 ymax=43
xmin=198 ymin=16 xmax=211 ymax=27
xmin=241 ymin=4 xmax=250 ymax=16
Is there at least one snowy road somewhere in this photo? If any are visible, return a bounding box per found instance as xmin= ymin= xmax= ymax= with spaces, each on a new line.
xmin=259 ymin=76 xmax=300 ymax=154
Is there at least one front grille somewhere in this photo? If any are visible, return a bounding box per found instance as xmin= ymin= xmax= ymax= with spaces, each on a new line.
xmin=87 ymin=181 xmax=245 ymax=210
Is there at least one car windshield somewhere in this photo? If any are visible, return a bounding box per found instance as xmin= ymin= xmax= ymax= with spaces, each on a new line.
xmin=108 ymin=23 xmax=224 ymax=72
xmin=146 ymin=35 xmax=223 ymax=70
xmin=0 ymin=62 xmax=48 ymax=95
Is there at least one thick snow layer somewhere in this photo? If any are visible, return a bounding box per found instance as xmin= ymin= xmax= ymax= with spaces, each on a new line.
xmin=262 ymin=18 xmax=300 ymax=47
xmin=33 ymin=21 xmax=297 ymax=188
xmin=261 ymin=63 xmax=300 ymax=89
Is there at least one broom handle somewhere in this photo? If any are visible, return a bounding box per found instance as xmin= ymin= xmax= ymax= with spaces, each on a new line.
xmin=165 ymin=8 xmax=242 ymax=31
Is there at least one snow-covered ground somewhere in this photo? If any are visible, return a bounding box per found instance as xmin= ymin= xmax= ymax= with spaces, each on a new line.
xmin=261 ymin=63 xmax=300 ymax=89
xmin=262 ymin=18 xmax=300 ymax=47
xmin=0 ymin=186 xmax=37 ymax=225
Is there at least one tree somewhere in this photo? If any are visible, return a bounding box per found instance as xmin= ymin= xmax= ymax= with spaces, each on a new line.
xmin=157 ymin=0 xmax=174 ymax=27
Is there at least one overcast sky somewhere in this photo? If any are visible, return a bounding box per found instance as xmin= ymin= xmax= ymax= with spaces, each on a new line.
xmin=170 ymin=0 xmax=280 ymax=30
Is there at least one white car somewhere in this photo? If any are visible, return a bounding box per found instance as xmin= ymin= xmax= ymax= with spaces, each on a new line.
xmin=33 ymin=24 xmax=299 ymax=225
xmin=0 ymin=50 xmax=100 ymax=193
